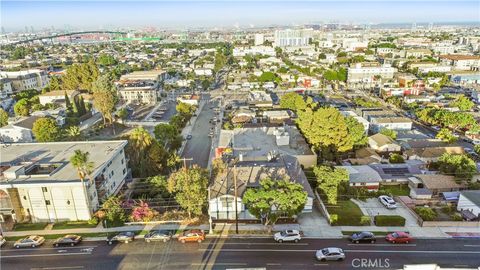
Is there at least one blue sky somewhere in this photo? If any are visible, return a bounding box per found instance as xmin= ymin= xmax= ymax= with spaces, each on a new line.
xmin=2 ymin=1 xmax=479 ymax=31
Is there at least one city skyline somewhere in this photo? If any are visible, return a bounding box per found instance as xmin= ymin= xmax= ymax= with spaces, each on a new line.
xmin=2 ymin=0 xmax=480 ymax=31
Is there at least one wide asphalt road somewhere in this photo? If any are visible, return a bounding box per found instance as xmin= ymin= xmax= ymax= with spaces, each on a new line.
xmin=1 ymin=237 xmax=479 ymax=270
xmin=181 ymin=94 xmax=217 ymax=168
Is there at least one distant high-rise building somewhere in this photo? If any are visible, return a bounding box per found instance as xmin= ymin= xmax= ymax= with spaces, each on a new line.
xmin=254 ymin=33 xmax=264 ymax=46
xmin=274 ymin=28 xmax=313 ymax=47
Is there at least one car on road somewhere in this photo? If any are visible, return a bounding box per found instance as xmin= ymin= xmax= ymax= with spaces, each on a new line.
xmin=186 ymin=134 xmax=192 ymax=140
xmin=107 ymin=231 xmax=135 ymax=245
xmin=315 ymin=247 xmax=345 ymax=261
xmin=144 ymin=230 xmax=173 ymax=243
xmin=0 ymin=236 xmax=5 ymax=247
xmin=386 ymin=232 xmax=413 ymax=244
xmin=379 ymin=195 xmax=397 ymax=209
xmin=53 ymin=235 xmax=82 ymax=247
xmin=14 ymin=235 xmax=45 ymax=248
xmin=273 ymin=229 xmax=301 ymax=243
xmin=178 ymin=230 xmax=205 ymax=243
xmin=349 ymin=231 xmax=376 ymax=244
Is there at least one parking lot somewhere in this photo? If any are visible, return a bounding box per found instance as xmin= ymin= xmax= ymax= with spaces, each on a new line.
xmin=352 ymin=198 xmax=420 ymax=227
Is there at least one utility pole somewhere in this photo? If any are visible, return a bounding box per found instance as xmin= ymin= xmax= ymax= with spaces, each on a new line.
xmin=233 ymin=165 xmax=239 ymax=234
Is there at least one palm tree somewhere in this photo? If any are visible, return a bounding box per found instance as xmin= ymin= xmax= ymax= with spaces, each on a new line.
xmin=129 ymin=127 xmax=152 ymax=150
xmin=70 ymin=150 xmax=95 ymax=217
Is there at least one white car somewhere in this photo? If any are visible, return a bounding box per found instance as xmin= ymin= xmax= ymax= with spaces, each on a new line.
xmin=273 ymin=229 xmax=301 ymax=243
xmin=379 ymin=195 xmax=397 ymax=209
xmin=315 ymin=247 xmax=346 ymax=261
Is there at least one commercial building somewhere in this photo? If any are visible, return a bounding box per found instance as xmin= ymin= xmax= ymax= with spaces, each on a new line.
xmin=370 ymin=117 xmax=413 ymax=132
xmin=347 ymin=63 xmax=397 ymax=84
xmin=274 ymin=29 xmax=313 ymax=47
xmin=0 ymin=141 xmax=129 ymax=223
xmin=0 ymin=69 xmax=49 ymax=93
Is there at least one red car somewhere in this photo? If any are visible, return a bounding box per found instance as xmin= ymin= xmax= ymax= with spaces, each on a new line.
xmin=386 ymin=232 xmax=413 ymax=244
xmin=177 ymin=230 xmax=205 ymax=243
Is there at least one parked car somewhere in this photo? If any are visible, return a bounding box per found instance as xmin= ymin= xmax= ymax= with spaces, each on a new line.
xmin=379 ymin=195 xmax=397 ymax=209
xmin=386 ymin=232 xmax=413 ymax=244
xmin=349 ymin=231 xmax=376 ymax=244
xmin=273 ymin=229 xmax=301 ymax=243
xmin=0 ymin=236 xmax=5 ymax=247
xmin=53 ymin=235 xmax=82 ymax=247
xmin=14 ymin=235 xmax=45 ymax=248
xmin=178 ymin=230 xmax=205 ymax=243
xmin=107 ymin=231 xmax=135 ymax=245
xmin=144 ymin=230 xmax=173 ymax=243
xmin=186 ymin=135 xmax=192 ymax=140
xmin=315 ymin=247 xmax=345 ymax=261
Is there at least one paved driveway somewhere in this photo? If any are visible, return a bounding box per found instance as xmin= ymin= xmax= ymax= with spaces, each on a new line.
xmin=352 ymin=198 xmax=419 ymax=227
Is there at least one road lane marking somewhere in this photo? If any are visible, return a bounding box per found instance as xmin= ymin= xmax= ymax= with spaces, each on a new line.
xmin=207 ymin=242 xmax=309 ymax=246
xmin=31 ymin=267 xmax=84 ymax=270
xmin=2 ymin=252 xmax=92 ymax=258
xmin=267 ymin=263 xmax=281 ymax=266
xmin=199 ymin=248 xmax=480 ymax=254
xmin=314 ymin=264 xmax=329 ymax=266
xmin=464 ymin=245 xmax=480 ymax=247
xmin=347 ymin=243 xmax=416 ymax=247
xmin=1 ymin=245 xmax=97 ymax=252
xmin=191 ymin=263 xmax=247 ymax=266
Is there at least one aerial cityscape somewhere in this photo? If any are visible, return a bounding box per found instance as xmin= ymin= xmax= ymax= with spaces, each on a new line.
xmin=0 ymin=1 xmax=479 ymax=269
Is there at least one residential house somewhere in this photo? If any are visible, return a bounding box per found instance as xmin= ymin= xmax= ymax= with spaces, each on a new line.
xmin=338 ymin=165 xmax=383 ymax=191
xmin=0 ymin=141 xmax=130 ymax=223
xmin=457 ymin=190 xmax=480 ymax=220
xmin=209 ymin=156 xmax=314 ymax=220
xmin=263 ymin=110 xmax=291 ymax=124
xmin=38 ymin=90 xmax=80 ymax=106
xmin=0 ymin=115 xmax=42 ymax=143
xmin=370 ymin=117 xmax=412 ymax=133
xmin=409 ymin=174 xmax=466 ymax=197
xmin=368 ymin=133 xmax=401 ymax=153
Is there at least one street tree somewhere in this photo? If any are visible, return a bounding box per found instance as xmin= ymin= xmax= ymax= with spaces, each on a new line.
xmin=452 ymin=95 xmax=474 ymax=111
xmin=0 ymin=108 xmax=8 ymax=127
xmin=101 ymin=196 xmax=127 ymax=227
xmin=242 ymin=178 xmax=307 ymax=231
xmin=32 ymin=117 xmax=61 ymax=142
xmin=436 ymin=128 xmax=458 ymax=144
xmin=154 ymin=123 xmax=182 ymax=151
xmin=314 ymin=165 xmax=348 ymax=205
xmin=167 ymin=165 xmax=209 ymax=218
xmin=92 ymin=74 xmax=118 ymax=126
xmin=279 ymin=92 xmax=306 ymax=112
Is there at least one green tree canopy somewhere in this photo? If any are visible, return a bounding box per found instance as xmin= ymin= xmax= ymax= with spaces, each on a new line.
xmin=92 ymin=74 xmax=118 ymax=125
xmin=32 ymin=117 xmax=61 ymax=142
xmin=154 ymin=123 xmax=182 ymax=152
xmin=167 ymin=166 xmax=209 ymax=218
xmin=279 ymin=92 xmax=306 ymax=112
xmin=313 ymin=166 xmax=348 ymax=205
xmin=436 ymin=128 xmax=458 ymax=144
xmin=101 ymin=196 xmax=127 ymax=227
xmin=451 ymin=95 xmax=474 ymax=111
xmin=380 ymin=128 xmax=397 ymax=140
xmin=242 ymin=178 xmax=307 ymax=230
xmin=437 ymin=153 xmax=477 ymax=182
xmin=0 ymin=108 xmax=8 ymax=127
xmin=14 ymin=98 xmax=30 ymax=116
xmin=345 ymin=116 xmax=367 ymax=147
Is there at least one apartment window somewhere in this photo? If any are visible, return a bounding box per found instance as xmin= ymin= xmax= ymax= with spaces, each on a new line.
xmin=41 ymin=187 xmax=48 ymax=192
xmin=66 ymin=200 xmax=71 ymax=205
xmin=123 ymin=168 xmax=126 ymax=175
xmin=121 ymin=158 xmax=124 ymax=165
xmin=45 ymin=200 xmax=51 ymax=205
xmin=23 ymin=196 xmax=27 ymax=200
xmin=111 ymin=170 xmax=115 ymax=176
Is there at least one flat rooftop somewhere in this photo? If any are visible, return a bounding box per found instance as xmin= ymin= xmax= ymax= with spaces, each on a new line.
xmin=218 ymin=126 xmax=314 ymax=158
xmin=0 ymin=141 xmax=127 ymax=184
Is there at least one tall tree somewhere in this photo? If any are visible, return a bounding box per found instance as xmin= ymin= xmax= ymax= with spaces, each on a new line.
xmin=242 ymin=178 xmax=307 ymax=231
xmin=64 ymin=91 xmax=72 ymax=114
xmin=279 ymin=92 xmax=306 ymax=112
xmin=297 ymin=107 xmax=353 ymax=160
xmin=32 ymin=117 xmax=61 ymax=142
xmin=452 ymin=95 xmax=474 ymax=111
xmin=167 ymin=165 xmax=209 ymax=218
xmin=92 ymin=74 xmax=118 ymax=126
xmin=0 ymin=108 xmax=8 ymax=127
xmin=101 ymin=196 xmax=127 ymax=227
xmin=154 ymin=123 xmax=182 ymax=151
xmin=436 ymin=128 xmax=458 ymax=144
xmin=314 ymin=165 xmax=348 ymax=205
xmin=70 ymin=149 xmax=95 ymax=182
xmin=345 ymin=116 xmax=367 ymax=147
xmin=438 ymin=153 xmax=476 ymax=182
xmin=49 ymin=76 xmax=61 ymax=91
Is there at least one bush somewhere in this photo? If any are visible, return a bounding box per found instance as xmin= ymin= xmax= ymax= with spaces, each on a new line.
xmin=441 ymin=205 xmax=456 ymax=215
xmin=374 ymin=215 xmax=406 ymax=226
xmin=360 ymin=216 xmax=371 ymax=225
xmin=452 ymin=213 xmax=463 ymax=221
xmin=414 ymin=207 xmax=437 ymax=221
xmin=389 ymin=153 xmax=405 ymax=163
xmin=88 ymin=217 xmax=99 ymax=225
xmin=330 ymin=214 xmax=338 ymax=225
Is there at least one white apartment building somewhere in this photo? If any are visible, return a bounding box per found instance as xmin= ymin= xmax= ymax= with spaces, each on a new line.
xmin=417 ymin=65 xmax=452 ymax=73
xmin=194 ymin=68 xmax=213 ymax=76
xmin=254 ymin=33 xmax=265 ymax=46
xmin=233 ymin=46 xmax=276 ymax=57
xmin=118 ymin=86 xmax=157 ymax=105
xmin=439 ymin=55 xmax=480 ymax=71
xmin=0 ymin=69 xmax=49 ymax=93
xmin=342 ymin=38 xmax=369 ymax=52
xmin=347 ymin=63 xmax=397 ymax=84
xmin=0 ymin=78 xmax=13 ymax=98
xmin=370 ymin=117 xmax=413 ymax=133
xmin=38 ymin=90 xmax=80 ymax=106
xmin=0 ymin=141 xmax=129 ymax=223
xmin=274 ymin=29 xmax=313 ymax=47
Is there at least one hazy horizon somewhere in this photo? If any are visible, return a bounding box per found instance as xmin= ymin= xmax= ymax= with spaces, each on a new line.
xmin=2 ymin=1 xmax=480 ymax=32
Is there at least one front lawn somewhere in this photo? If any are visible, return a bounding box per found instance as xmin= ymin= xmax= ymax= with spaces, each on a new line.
xmin=379 ymin=184 xmax=410 ymax=196
xmin=52 ymin=221 xmax=98 ymax=230
xmin=13 ymin=223 xmax=47 ymax=231
xmin=326 ymin=200 xmax=365 ymax=226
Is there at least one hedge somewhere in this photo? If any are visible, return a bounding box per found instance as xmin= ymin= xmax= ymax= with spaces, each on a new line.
xmin=374 ymin=215 xmax=406 ymax=226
